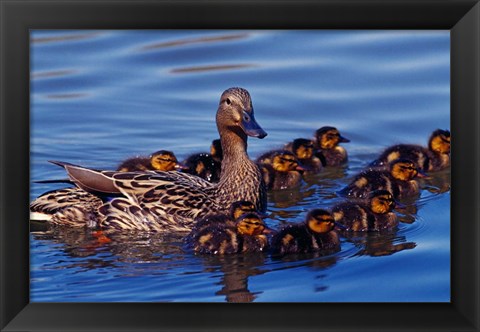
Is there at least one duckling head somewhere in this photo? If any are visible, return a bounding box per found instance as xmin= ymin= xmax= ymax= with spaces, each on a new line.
xmin=210 ymin=139 xmax=223 ymax=161
xmin=216 ymin=87 xmax=267 ymax=140
xmin=272 ymin=151 xmax=305 ymax=173
xmin=236 ymin=212 xmax=266 ymax=236
xmin=315 ymin=126 xmax=350 ymax=149
xmin=305 ymin=209 xmax=335 ymax=234
xmin=229 ymin=200 xmax=257 ymax=220
xmin=369 ymin=190 xmax=396 ymax=214
xmin=149 ymin=150 xmax=181 ymax=171
xmin=428 ymin=129 xmax=450 ymax=154
xmin=390 ymin=158 xmax=423 ymax=181
xmin=292 ymin=138 xmax=314 ymax=159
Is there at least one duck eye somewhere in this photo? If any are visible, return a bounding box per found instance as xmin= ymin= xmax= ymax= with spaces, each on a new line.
xmin=225 ymin=98 xmax=231 ymax=105
xmin=242 ymin=112 xmax=250 ymax=122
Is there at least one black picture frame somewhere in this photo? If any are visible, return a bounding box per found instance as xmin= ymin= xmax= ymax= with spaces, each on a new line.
xmin=1 ymin=0 xmax=479 ymax=331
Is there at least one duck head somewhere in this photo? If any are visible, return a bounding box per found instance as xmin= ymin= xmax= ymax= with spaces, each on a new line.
xmin=236 ymin=212 xmax=270 ymax=236
xmin=216 ymin=87 xmax=267 ymax=140
xmin=306 ymin=209 xmax=335 ymax=234
xmin=292 ymin=138 xmax=315 ymax=159
xmin=150 ymin=150 xmax=185 ymax=171
xmin=315 ymin=126 xmax=350 ymax=149
xmin=272 ymin=151 xmax=305 ymax=173
xmin=369 ymin=190 xmax=396 ymax=214
xmin=390 ymin=158 xmax=426 ymax=181
xmin=428 ymin=129 xmax=450 ymax=154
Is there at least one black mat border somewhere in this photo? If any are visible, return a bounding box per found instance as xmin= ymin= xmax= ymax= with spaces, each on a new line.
xmin=1 ymin=1 xmax=479 ymax=331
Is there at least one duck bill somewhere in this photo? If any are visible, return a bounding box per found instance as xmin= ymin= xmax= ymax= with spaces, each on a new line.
xmin=242 ymin=112 xmax=267 ymax=139
xmin=339 ymin=135 xmax=350 ymax=143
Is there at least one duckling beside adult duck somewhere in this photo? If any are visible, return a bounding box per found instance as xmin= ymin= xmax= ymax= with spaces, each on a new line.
xmin=182 ymin=153 xmax=221 ymax=183
xmin=257 ymin=151 xmax=305 ymax=190
xmin=371 ymin=129 xmax=450 ymax=172
xmin=117 ymin=150 xmax=184 ymax=172
xmin=339 ymin=158 xmax=426 ymax=199
xmin=314 ymin=126 xmax=350 ymax=166
xmin=332 ymin=190 xmax=398 ymax=232
xmin=188 ymin=212 xmax=270 ymax=254
xmin=30 ymin=87 xmax=268 ymax=233
xmin=285 ymin=138 xmax=322 ymax=174
xmin=271 ymin=209 xmax=340 ymax=255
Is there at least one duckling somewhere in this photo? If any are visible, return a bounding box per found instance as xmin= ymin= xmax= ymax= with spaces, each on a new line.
xmin=182 ymin=153 xmax=221 ymax=183
xmin=189 ymin=212 xmax=270 ymax=254
xmin=30 ymin=87 xmax=268 ymax=233
xmin=332 ymin=190 xmax=398 ymax=232
xmin=371 ymin=129 xmax=450 ymax=172
xmin=314 ymin=126 xmax=350 ymax=166
xmin=117 ymin=150 xmax=183 ymax=172
xmin=339 ymin=158 xmax=426 ymax=199
xmin=271 ymin=209 xmax=340 ymax=255
xmin=210 ymin=138 xmax=223 ymax=162
xmin=257 ymin=151 xmax=305 ymax=190
xmin=286 ymin=138 xmax=322 ymax=174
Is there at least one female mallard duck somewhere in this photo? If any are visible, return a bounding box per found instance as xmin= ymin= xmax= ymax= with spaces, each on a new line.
xmin=271 ymin=209 xmax=340 ymax=255
xmin=314 ymin=126 xmax=350 ymax=166
xmin=188 ymin=212 xmax=270 ymax=254
xmin=332 ymin=190 xmax=398 ymax=232
xmin=257 ymin=151 xmax=305 ymax=190
xmin=286 ymin=138 xmax=322 ymax=174
xmin=117 ymin=150 xmax=184 ymax=172
xmin=339 ymin=158 xmax=426 ymax=199
xmin=371 ymin=129 xmax=450 ymax=172
xmin=29 ymin=87 xmax=268 ymax=233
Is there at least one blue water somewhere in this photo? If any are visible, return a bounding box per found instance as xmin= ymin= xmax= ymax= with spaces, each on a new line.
xmin=30 ymin=30 xmax=450 ymax=302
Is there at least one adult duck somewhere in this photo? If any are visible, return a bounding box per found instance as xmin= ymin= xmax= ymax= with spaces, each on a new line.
xmin=30 ymin=87 xmax=268 ymax=233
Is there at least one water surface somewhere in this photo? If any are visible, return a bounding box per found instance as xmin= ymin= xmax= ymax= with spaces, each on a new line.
xmin=30 ymin=30 xmax=450 ymax=302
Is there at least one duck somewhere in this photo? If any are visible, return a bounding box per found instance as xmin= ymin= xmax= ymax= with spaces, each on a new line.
xmin=117 ymin=150 xmax=184 ymax=172
xmin=338 ymin=158 xmax=426 ymax=199
xmin=332 ymin=190 xmax=398 ymax=232
xmin=285 ymin=138 xmax=322 ymax=174
xmin=271 ymin=209 xmax=340 ymax=255
xmin=182 ymin=152 xmax=221 ymax=183
xmin=313 ymin=126 xmax=350 ymax=166
xmin=29 ymin=87 xmax=268 ymax=233
xmin=188 ymin=212 xmax=270 ymax=254
xmin=370 ymin=129 xmax=450 ymax=172
xmin=256 ymin=151 xmax=305 ymax=190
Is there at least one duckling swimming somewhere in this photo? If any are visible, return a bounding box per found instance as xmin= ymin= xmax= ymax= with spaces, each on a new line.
xmin=339 ymin=158 xmax=425 ymax=199
xmin=314 ymin=126 xmax=350 ymax=166
xmin=189 ymin=212 xmax=270 ymax=254
xmin=271 ymin=209 xmax=340 ymax=255
xmin=182 ymin=153 xmax=221 ymax=183
xmin=30 ymin=87 xmax=268 ymax=233
xmin=332 ymin=190 xmax=398 ymax=232
xmin=257 ymin=151 xmax=305 ymax=190
xmin=371 ymin=129 xmax=450 ymax=172
xmin=286 ymin=138 xmax=322 ymax=174
xmin=117 ymin=150 xmax=183 ymax=172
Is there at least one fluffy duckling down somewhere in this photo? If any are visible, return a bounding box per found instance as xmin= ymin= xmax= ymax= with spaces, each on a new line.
xmin=314 ymin=126 xmax=350 ymax=166
xmin=256 ymin=151 xmax=305 ymax=190
xmin=271 ymin=209 xmax=340 ymax=255
xmin=285 ymin=138 xmax=322 ymax=174
xmin=117 ymin=150 xmax=184 ymax=172
xmin=332 ymin=190 xmax=398 ymax=232
xmin=339 ymin=158 xmax=426 ymax=199
xmin=371 ymin=129 xmax=450 ymax=172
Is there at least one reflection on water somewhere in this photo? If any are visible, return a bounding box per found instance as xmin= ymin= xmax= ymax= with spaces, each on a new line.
xmin=30 ymin=30 xmax=450 ymax=302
